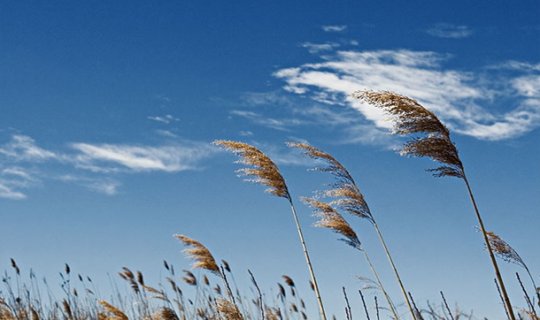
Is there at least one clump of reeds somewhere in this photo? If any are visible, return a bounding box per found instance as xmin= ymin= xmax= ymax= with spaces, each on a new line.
xmin=354 ymin=90 xmax=516 ymax=320
xmin=214 ymin=140 xmax=327 ymax=320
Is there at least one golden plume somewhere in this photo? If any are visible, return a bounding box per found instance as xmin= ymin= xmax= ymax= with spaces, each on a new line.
xmin=213 ymin=140 xmax=290 ymax=199
xmin=98 ymin=300 xmax=128 ymax=320
xmin=216 ymin=298 xmax=244 ymax=320
xmin=353 ymin=90 xmax=464 ymax=178
xmin=288 ymin=142 xmax=372 ymax=221
xmin=174 ymin=234 xmax=220 ymax=275
xmin=302 ymin=197 xmax=361 ymax=249
xmin=486 ymin=231 xmax=526 ymax=267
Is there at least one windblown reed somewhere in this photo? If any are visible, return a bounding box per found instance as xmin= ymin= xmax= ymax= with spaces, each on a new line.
xmin=302 ymin=197 xmax=399 ymax=319
xmin=213 ymin=140 xmax=327 ymax=320
xmin=354 ymin=90 xmax=516 ymax=320
xmin=290 ymin=142 xmax=409 ymax=319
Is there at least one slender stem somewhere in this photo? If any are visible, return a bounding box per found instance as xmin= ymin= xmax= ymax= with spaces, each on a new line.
xmin=359 ymin=289 xmax=371 ymax=320
xmin=288 ymin=200 xmax=327 ymax=320
xmin=516 ymin=272 xmax=536 ymax=317
xmin=372 ymin=221 xmax=417 ymax=320
xmin=495 ymin=278 xmax=511 ymax=320
xmin=361 ymin=249 xmax=400 ymax=320
xmin=462 ymin=174 xmax=516 ymax=320
xmin=524 ymin=266 xmax=540 ymax=311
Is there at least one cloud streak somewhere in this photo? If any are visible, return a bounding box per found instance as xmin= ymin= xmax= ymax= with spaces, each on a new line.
xmin=322 ymin=25 xmax=347 ymax=32
xmin=0 ymin=134 xmax=217 ymax=199
xmin=274 ymin=49 xmax=540 ymax=140
xmin=71 ymin=142 xmax=216 ymax=173
xmin=425 ymin=23 xmax=473 ymax=39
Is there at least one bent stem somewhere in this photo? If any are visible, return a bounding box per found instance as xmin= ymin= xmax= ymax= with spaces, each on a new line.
xmin=462 ymin=174 xmax=516 ymax=320
xmin=372 ymin=220 xmax=417 ymax=320
xmin=289 ymin=200 xmax=327 ymax=320
xmin=360 ymin=248 xmax=400 ymax=320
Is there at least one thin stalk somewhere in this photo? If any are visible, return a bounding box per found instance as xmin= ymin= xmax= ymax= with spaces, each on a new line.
xmin=462 ymin=174 xmax=516 ymax=320
xmin=516 ymin=272 xmax=536 ymax=317
xmin=522 ymin=267 xmax=539 ymax=311
xmin=289 ymin=200 xmax=327 ymax=320
xmin=495 ymin=278 xmax=511 ymax=320
xmin=359 ymin=289 xmax=371 ymax=320
xmin=360 ymin=249 xmax=399 ymax=320
xmin=372 ymin=220 xmax=417 ymax=320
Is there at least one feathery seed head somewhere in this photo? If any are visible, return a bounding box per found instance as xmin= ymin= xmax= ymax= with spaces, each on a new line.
xmin=302 ymin=197 xmax=361 ymax=249
xmin=216 ymin=298 xmax=244 ymax=320
xmin=486 ymin=231 xmax=527 ymax=269
xmin=353 ymin=90 xmax=464 ymax=178
xmin=289 ymin=142 xmax=373 ymax=221
xmin=175 ymin=234 xmax=220 ymax=275
xmin=214 ymin=140 xmax=290 ymax=199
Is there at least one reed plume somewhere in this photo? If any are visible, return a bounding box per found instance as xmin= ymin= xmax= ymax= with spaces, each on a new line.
xmin=175 ymin=234 xmax=220 ymax=275
xmin=217 ymin=298 xmax=244 ymax=320
xmin=98 ymin=300 xmax=128 ymax=320
xmin=302 ymin=197 xmax=361 ymax=249
xmin=354 ymin=90 xmax=516 ymax=320
xmin=214 ymin=140 xmax=327 ymax=320
xmin=487 ymin=231 xmax=539 ymax=312
xmin=290 ymin=142 xmax=405 ymax=319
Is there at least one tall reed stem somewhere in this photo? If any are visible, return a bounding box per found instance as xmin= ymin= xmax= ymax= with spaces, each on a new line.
xmin=372 ymin=221 xmax=417 ymax=320
xmin=462 ymin=174 xmax=515 ymax=320
xmin=289 ymin=200 xmax=327 ymax=320
xmin=361 ymin=248 xmax=400 ymax=319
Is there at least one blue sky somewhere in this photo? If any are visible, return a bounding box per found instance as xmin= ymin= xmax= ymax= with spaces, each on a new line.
xmin=1 ymin=1 xmax=539 ymax=318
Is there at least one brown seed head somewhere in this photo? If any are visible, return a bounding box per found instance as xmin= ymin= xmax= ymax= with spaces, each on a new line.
xmin=214 ymin=140 xmax=290 ymax=199
xmin=98 ymin=300 xmax=128 ymax=320
xmin=353 ymin=90 xmax=464 ymax=178
xmin=282 ymin=275 xmax=295 ymax=287
xmin=216 ymin=298 xmax=244 ymax=320
xmin=302 ymin=197 xmax=361 ymax=249
xmin=175 ymin=234 xmax=220 ymax=275
xmin=486 ymin=231 xmax=527 ymax=269
xmin=289 ymin=142 xmax=373 ymax=221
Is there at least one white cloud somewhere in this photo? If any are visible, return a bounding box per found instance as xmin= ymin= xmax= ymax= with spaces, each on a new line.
xmin=0 ymin=133 xmax=217 ymax=200
xmin=0 ymin=182 xmax=26 ymax=200
xmin=322 ymin=25 xmax=347 ymax=32
xmin=301 ymin=42 xmax=340 ymax=54
xmin=230 ymin=110 xmax=305 ymax=131
xmin=71 ymin=142 xmax=216 ymax=172
xmin=274 ymin=49 xmax=540 ymax=140
xmin=148 ymin=114 xmax=179 ymax=124
xmin=0 ymin=135 xmax=56 ymax=161
xmin=426 ymin=23 xmax=473 ymax=39
xmin=57 ymin=175 xmax=120 ymax=196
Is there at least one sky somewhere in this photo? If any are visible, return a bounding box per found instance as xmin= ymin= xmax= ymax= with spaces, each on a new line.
xmin=1 ymin=1 xmax=540 ymax=318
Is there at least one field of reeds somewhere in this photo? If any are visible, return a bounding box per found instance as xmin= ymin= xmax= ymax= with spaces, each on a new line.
xmin=1 ymin=91 xmax=538 ymax=320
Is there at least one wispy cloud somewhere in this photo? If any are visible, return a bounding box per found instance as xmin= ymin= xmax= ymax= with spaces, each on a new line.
xmin=425 ymin=23 xmax=473 ymax=39
xmin=0 ymin=182 xmax=26 ymax=200
xmin=147 ymin=114 xmax=179 ymax=124
xmin=322 ymin=25 xmax=347 ymax=32
xmin=58 ymin=175 xmax=120 ymax=196
xmin=274 ymin=49 xmax=540 ymax=141
xmin=0 ymin=135 xmax=56 ymax=161
xmin=0 ymin=134 xmax=218 ymax=200
xmin=301 ymin=42 xmax=340 ymax=54
xmin=230 ymin=110 xmax=305 ymax=131
xmin=71 ymin=142 xmax=216 ymax=173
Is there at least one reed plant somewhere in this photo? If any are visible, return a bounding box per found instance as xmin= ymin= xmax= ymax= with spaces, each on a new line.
xmin=353 ymin=90 xmax=517 ymax=320
xmin=290 ymin=142 xmax=413 ymax=320
xmin=213 ymin=140 xmax=327 ymax=320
